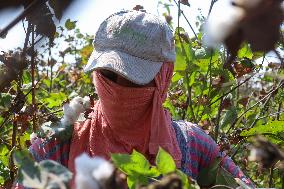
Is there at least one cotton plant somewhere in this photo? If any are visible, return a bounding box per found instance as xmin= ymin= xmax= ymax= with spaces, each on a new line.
xmin=37 ymin=96 xmax=91 ymax=141
xmin=204 ymin=0 xmax=267 ymax=47
xmin=74 ymin=153 xmax=114 ymax=189
xmin=204 ymin=0 xmax=283 ymax=56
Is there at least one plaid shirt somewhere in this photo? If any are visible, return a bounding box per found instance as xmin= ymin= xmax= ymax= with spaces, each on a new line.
xmin=14 ymin=120 xmax=254 ymax=188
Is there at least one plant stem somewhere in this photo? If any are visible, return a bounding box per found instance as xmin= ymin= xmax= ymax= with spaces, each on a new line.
xmin=215 ymin=97 xmax=223 ymax=141
xmin=269 ymin=166 xmax=274 ymax=188
xmin=9 ymin=117 xmax=17 ymax=182
xmin=176 ymin=0 xmax=197 ymax=123
xmin=31 ymin=25 xmax=37 ymax=132
xmin=207 ymin=0 xmax=218 ymax=18
xmin=226 ymin=80 xmax=284 ymax=134
xmin=172 ymin=0 xmax=198 ymax=39
xmin=209 ymin=73 xmax=255 ymax=107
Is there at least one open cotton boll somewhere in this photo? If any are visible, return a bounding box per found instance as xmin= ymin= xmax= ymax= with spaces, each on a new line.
xmin=83 ymin=96 xmax=91 ymax=109
xmin=30 ymin=132 xmax=38 ymax=143
xmin=75 ymin=154 xmax=100 ymax=189
xmin=203 ymin=1 xmax=245 ymax=47
xmin=60 ymin=97 xmax=86 ymax=126
xmin=69 ymin=96 xmax=85 ymax=115
xmin=92 ymin=159 xmax=114 ymax=181
xmin=61 ymin=103 xmax=76 ymax=126
xmin=75 ymin=153 xmax=114 ymax=189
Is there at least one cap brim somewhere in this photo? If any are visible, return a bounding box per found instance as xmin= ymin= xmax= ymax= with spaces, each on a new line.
xmin=84 ymin=49 xmax=163 ymax=85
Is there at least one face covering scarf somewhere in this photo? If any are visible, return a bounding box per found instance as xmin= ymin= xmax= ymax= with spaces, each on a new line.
xmin=68 ymin=62 xmax=182 ymax=175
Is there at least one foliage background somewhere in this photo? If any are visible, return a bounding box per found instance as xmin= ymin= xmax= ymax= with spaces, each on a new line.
xmin=0 ymin=0 xmax=283 ymax=188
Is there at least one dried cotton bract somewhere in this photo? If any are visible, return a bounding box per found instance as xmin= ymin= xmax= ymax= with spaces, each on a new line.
xmin=60 ymin=96 xmax=91 ymax=126
xmin=75 ymin=153 xmax=114 ymax=189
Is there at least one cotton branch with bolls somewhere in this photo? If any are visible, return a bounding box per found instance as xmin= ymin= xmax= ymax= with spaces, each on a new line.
xmin=204 ymin=0 xmax=284 ymax=73
xmin=33 ymin=96 xmax=91 ymax=141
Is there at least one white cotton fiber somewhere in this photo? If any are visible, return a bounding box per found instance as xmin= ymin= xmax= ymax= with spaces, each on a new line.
xmin=203 ymin=0 xmax=245 ymax=47
xmin=75 ymin=153 xmax=114 ymax=189
xmin=60 ymin=96 xmax=91 ymax=126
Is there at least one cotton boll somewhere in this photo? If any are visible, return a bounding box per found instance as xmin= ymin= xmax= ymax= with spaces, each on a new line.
xmin=203 ymin=1 xmax=245 ymax=47
xmin=60 ymin=116 xmax=73 ymax=127
xmin=75 ymin=153 xmax=114 ymax=189
xmin=61 ymin=103 xmax=76 ymax=126
xmin=75 ymin=173 xmax=100 ymax=189
xmin=30 ymin=132 xmax=38 ymax=143
xmin=61 ymin=97 xmax=86 ymax=126
xmin=248 ymin=147 xmax=264 ymax=162
xmin=83 ymin=96 xmax=91 ymax=109
xmin=92 ymin=159 xmax=114 ymax=181
xmin=70 ymin=97 xmax=85 ymax=115
xmin=75 ymin=154 xmax=100 ymax=189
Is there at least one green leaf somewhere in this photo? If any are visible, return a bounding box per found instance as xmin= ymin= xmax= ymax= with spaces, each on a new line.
xmin=176 ymin=169 xmax=190 ymax=188
xmin=43 ymin=92 xmax=67 ymax=108
xmin=112 ymin=151 xmax=158 ymax=189
xmin=194 ymin=49 xmax=219 ymax=72
xmin=220 ymin=107 xmax=238 ymax=129
xmin=13 ymin=150 xmax=44 ymax=188
xmin=197 ymin=158 xmax=220 ymax=187
xmin=0 ymin=160 xmax=10 ymax=185
xmin=65 ymin=19 xmax=77 ymax=30
xmin=238 ymin=43 xmax=253 ymax=59
xmin=22 ymin=71 xmax=32 ymax=84
xmin=241 ymin=121 xmax=284 ymax=136
xmin=38 ymin=121 xmax=73 ymax=142
xmin=111 ymin=150 xmax=160 ymax=177
xmin=127 ymin=175 xmax=136 ymax=189
xmin=216 ymin=166 xmax=238 ymax=187
xmin=174 ymin=27 xmax=194 ymax=72
xmin=197 ymin=157 xmax=238 ymax=187
xmin=155 ymin=147 xmax=176 ymax=175
xmin=0 ymin=93 xmax=12 ymax=111
xmin=39 ymin=160 xmax=72 ymax=188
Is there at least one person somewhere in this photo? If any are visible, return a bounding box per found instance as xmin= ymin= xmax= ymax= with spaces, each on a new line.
xmin=15 ymin=10 xmax=253 ymax=188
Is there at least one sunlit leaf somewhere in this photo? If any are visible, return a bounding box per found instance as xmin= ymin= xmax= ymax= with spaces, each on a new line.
xmin=156 ymin=147 xmax=176 ymax=174
xmin=65 ymin=19 xmax=77 ymax=30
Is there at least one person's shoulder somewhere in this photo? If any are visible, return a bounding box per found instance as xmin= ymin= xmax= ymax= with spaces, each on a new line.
xmin=172 ymin=120 xmax=207 ymax=137
xmin=172 ymin=120 xmax=217 ymax=149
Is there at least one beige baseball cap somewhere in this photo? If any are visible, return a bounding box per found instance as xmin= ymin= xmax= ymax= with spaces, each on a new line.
xmin=84 ymin=10 xmax=175 ymax=85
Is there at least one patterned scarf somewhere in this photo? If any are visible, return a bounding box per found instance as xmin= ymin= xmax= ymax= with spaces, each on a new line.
xmin=68 ymin=62 xmax=182 ymax=174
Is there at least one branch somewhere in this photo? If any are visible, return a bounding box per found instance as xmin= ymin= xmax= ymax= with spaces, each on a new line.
xmin=226 ymin=80 xmax=284 ymax=134
xmin=0 ymin=0 xmax=48 ymax=38
xmin=257 ymin=110 xmax=284 ymax=120
xmin=31 ymin=25 xmax=37 ymax=132
xmin=207 ymin=0 xmax=218 ymax=18
xmin=209 ymin=73 xmax=255 ymax=107
xmin=172 ymin=0 xmax=198 ymax=39
xmin=176 ymin=0 xmax=197 ymax=123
